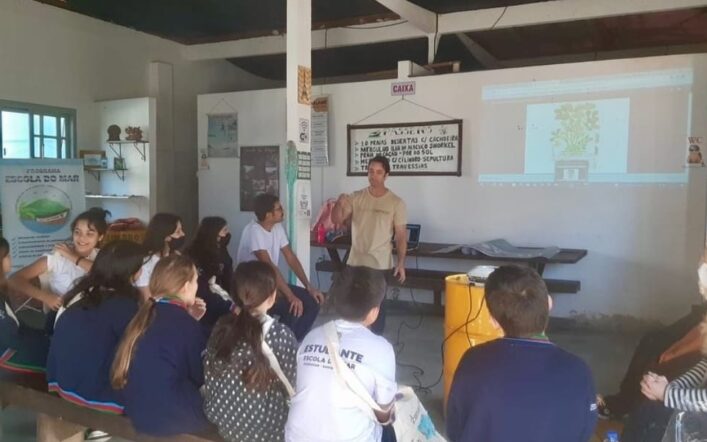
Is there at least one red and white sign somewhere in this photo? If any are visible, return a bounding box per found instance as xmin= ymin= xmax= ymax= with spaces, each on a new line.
xmin=391 ymin=81 xmax=416 ymax=96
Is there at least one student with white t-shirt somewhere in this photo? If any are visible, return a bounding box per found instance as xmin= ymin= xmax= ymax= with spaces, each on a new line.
xmin=136 ymin=213 xmax=186 ymax=300
xmin=285 ymin=266 xmax=397 ymax=442
xmin=235 ymin=193 xmax=323 ymax=341
xmin=10 ymin=208 xmax=109 ymax=313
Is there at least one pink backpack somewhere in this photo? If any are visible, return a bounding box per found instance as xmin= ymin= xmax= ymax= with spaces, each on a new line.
xmin=311 ymin=198 xmax=348 ymax=234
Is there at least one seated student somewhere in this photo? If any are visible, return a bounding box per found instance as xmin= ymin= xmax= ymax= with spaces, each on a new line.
xmin=185 ymin=216 xmax=236 ymax=329
xmin=446 ymin=265 xmax=597 ymax=442
xmin=0 ymin=237 xmax=49 ymax=376
xmin=598 ymin=247 xmax=707 ymax=420
xmin=136 ymin=213 xmax=186 ymax=300
xmin=47 ymin=240 xmax=144 ymax=414
xmin=203 ymin=261 xmax=298 ymax=442
xmin=621 ymin=255 xmax=707 ymax=442
xmin=236 ymin=193 xmax=324 ymax=341
xmin=285 ymin=266 xmax=397 ymax=442
xmin=11 ymin=208 xmax=109 ymax=314
xmin=111 ymin=255 xmax=210 ymax=437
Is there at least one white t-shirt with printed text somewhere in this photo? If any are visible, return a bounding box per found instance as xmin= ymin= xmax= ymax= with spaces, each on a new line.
xmin=236 ymin=220 xmax=289 ymax=265
xmin=285 ymin=320 xmax=397 ymax=442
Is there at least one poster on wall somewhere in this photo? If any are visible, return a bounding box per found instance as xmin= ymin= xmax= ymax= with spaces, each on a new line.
xmin=311 ymin=96 xmax=329 ymax=166
xmin=686 ymin=136 xmax=705 ymax=167
xmin=0 ymin=159 xmax=86 ymax=272
xmin=347 ymin=119 xmax=462 ymax=176
xmin=240 ymin=146 xmax=279 ymax=211
xmin=207 ymin=113 xmax=238 ymax=158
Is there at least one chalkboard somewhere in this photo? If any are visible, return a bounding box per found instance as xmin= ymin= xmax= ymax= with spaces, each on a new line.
xmin=347 ymin=119 xmax=462 ymax=176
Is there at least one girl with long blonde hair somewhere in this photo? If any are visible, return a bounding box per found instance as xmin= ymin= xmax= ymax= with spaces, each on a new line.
xmin=111 ymin=254 xmax=209 ymax=437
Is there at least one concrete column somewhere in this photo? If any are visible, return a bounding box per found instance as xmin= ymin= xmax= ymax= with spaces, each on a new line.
xmin=285 ymin=0 xmax=312 ymax=283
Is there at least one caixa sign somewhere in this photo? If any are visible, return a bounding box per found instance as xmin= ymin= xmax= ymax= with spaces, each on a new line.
xmin=391 ymin=81 xmax=416 ymax=96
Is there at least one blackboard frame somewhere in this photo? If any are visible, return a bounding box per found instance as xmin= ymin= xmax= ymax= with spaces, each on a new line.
xmin=347 ymin=119 xmax=463 ymax=176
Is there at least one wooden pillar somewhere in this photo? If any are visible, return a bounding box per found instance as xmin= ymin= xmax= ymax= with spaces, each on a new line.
xmin=285 ymin=0 xmax=312 ymax=283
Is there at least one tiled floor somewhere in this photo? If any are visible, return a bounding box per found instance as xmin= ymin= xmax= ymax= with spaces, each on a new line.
xmin=1 ymin=311 xmax=642 ymax=441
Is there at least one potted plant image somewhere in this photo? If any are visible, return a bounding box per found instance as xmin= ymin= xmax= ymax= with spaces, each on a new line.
xmin=550 ymin=102 xmax=599 ymax=182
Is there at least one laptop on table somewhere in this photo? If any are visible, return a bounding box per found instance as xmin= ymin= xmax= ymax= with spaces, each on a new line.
xmin=393 ymin=223 xmax=421 ymax=252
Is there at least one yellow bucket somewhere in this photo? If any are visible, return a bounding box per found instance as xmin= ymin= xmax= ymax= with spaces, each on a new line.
xmin=443 ymin=274 xmax=503 ymax=407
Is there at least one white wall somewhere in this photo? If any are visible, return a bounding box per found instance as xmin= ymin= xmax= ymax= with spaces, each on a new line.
xmin=198 ymin=54 xmax=707 ymax=323
xmin=0 ymin=0 xmax=279 ymax=230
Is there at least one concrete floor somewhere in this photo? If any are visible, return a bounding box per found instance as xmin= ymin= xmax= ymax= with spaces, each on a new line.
xmin=1 ymin=310 xmax=641 ymax=441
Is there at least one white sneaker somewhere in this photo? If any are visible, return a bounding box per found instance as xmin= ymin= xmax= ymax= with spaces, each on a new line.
xmin=84 ymin=429 xmax=111 ymax=442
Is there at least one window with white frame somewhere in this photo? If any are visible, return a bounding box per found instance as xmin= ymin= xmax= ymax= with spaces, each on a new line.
xmin=0 ymin=101 xmax=76 ymax=159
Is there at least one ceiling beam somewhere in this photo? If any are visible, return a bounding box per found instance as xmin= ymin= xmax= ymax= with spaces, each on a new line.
xmin=455 ymin=33 xmax=500 ymax=69
xmin=374 ymin=0 xmax=437 ymax=34
xmin=440 ymin=0 xmax=707 ymax=33
xmin=183 ymin=0 xmax=707 ymax=61
xmin=497 ymin=42 xmax=707 ymax=68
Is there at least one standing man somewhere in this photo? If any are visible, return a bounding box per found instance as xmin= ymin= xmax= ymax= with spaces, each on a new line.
xmin=332 ymin=155 xmax=407 ymax=334
xmin=236 ymin=193 xmax=324 ymax=341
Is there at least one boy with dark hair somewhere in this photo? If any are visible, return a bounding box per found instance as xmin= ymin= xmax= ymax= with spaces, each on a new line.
xmin=236 ymin=193 xmax=323 ymax=341
xmin=446 ymin=265 xmax=597 ymax=442
xmin=286 ymin=266 xmax=396 ymax=442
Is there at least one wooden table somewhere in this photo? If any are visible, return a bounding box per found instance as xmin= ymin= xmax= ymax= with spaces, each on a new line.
xmin=312 ymin=239 xmax=587 ymax=306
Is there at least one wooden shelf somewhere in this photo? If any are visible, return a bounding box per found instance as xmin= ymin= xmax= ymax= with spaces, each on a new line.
xmin=84 ymin=168 xmax=127 ymax=181
xmin=85 ymin=194 xmax=144 ymax=200
xmin=107 ymin=140 xmax=148 ymax=161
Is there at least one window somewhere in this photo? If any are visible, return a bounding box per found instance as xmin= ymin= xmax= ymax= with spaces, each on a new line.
xmin=0 ymin=101 xmax=76 ymax=159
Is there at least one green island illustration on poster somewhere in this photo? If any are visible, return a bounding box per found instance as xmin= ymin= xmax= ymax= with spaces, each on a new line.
xmin=16 ymin=185 xmax=72 ymax=234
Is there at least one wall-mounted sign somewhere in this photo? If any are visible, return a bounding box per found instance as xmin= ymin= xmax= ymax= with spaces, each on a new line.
xmin=297 ymin=151 xmax=311 ymax=180
xmin=311 ymin=96 xmax=329 ymax=166
xmin=299 ymin=118 xmax=310 ymax=144
xmin=0 ymin=159 xmax=86 ymax=272
xmin=347 ymin=119 xmax=462 ymax=176
xmin=391 ymin=81 xmax=416 ymax=96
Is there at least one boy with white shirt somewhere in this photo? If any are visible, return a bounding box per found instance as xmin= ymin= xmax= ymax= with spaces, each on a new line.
xmin=236 ymin=193 xmax=323 ymax=341
xmin=285 ymin=266 xmax=397 ymax=442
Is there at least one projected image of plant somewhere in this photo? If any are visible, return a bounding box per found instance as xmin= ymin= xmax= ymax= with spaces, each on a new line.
xmin=550 ymin=102 xmax=600 ymax=158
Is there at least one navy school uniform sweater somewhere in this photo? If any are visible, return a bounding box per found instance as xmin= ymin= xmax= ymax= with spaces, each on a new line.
xmin=122 ymin=298 xmax=209 ymax=437
xmin=196 ymin=272 xmax=234 ymax=331
xmin=0 ymin=295 xmax=49 ymax=375
xmin=446 ymin=337 xmax=598 ymax=442
xmin=47 ymin=294 xmax=138 ymax=413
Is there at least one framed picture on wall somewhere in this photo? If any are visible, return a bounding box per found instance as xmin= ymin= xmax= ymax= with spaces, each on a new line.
xmin=347 ymin=119 xmax=462 ymax=176
xmin=207 ymin=113 xmax=238 ymax=158
xmin=240 ymin=146 xmax=279 ymax=211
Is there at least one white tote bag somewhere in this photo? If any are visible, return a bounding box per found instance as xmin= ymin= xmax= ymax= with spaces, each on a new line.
xmin=262 ymin=315 xmax=296 ymax=398
xmin=323 ymin=321 xmax=446 ymax=442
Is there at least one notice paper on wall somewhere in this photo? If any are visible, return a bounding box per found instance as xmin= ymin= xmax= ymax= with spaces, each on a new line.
xmin=347 ymin=119 xmax=462 ymax=176
xmin=311 ymin=96 xmax=329 ymax=166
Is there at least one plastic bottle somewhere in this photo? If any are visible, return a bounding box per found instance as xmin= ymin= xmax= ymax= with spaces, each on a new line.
xmin=316 ymin=223 xmax=326 ymax=243
xmin=604 ymin=430 xmax=619 ymax=442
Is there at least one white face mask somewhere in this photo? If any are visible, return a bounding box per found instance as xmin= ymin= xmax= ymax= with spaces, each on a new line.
xmin=698 ymin=263 xmax=707 ymax=298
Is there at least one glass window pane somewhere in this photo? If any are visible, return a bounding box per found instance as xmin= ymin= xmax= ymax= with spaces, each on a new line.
xmin=34 ymin=137 xmax=41 ymax=157
xmin=60 ymin=117 xmax=66 ymax=137
xmin=43 ymin=138 xmax=58 ymax=158
xmin=33 ymin=114 xmax=40 ymax=135
xmin=59 ymin=139 xmax=65 ymax=158
xmin=43 ymin=115 xmax=57 ymax=136
xmin=2 ymin=111 xmax=30 ymax=158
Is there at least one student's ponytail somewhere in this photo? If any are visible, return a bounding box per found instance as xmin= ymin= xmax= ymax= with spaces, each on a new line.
xmin=110 ymin=298 xmax=157 ymax=389
xmin=111 ymin=254 xmax=196 ymax=389
xmin=210 ymin=261 xmax=277 ymax=391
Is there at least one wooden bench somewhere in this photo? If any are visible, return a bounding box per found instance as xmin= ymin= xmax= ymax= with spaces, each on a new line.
xmin=0 ymin=377 xmax=222 ymax=442
xmin=315 ymin=260 xmax=581 ymax=307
